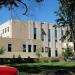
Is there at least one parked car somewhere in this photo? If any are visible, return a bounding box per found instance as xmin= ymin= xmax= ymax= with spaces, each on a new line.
xmin=0 ymin=66 xmax=19 ymax=75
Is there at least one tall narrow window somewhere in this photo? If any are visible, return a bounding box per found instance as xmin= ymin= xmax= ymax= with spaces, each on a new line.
xmin=23 ymin=44 xmax=26 ymax=52
xmin=48 ymin=29 xmax=51 ymax=42
xmin=33 ymin=27 xmax=36 ymax=39
xmin=61 ymin=29 xmax=64 ymax=42
xmin=55 ymin=50 xmax=58 ymax=57
xmin=3 ymin=29 xmax=4 ymax=34
xmin=28 ymin=45 xmax=31 ymax=52
xmin=55 ymin=29 xmax=57 ymax=42
xmin=42 ymin=47 xmax=44 ymax=52
xmin=7 ymin=27 xmax=9 ymax=32
xmin=48 ymin=48 xmax=51 ymax=57
xmin=33 ymin=45 xmax=36 ymax=52
xmin=5 ymin=28 xmax=6 ymax=33
xmin=45 ymin=47 xmax=48 ymax=52
xmin=61 ymin=29 xmax=63 ymax=37
xmin=8 ymin=44 xmax=12 ymax=52
xmin=41 ymin=33 xmax=44 ymax=41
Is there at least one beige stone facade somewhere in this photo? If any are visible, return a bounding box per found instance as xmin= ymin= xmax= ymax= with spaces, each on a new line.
xmin=0 ymin=20 xmax=65 ymax=58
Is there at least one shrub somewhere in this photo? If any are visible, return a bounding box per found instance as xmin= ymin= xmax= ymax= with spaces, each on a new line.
xmin=62 ymin=47 xmax=74 ymax=59
xmin=0 ymin=47 xmax=5 ymax=54
xmin=51 ymin=58 xmax=60 ymax=62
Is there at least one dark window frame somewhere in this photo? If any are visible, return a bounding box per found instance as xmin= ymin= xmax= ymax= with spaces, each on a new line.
xmin=48 ymin=29 xmax=51 ymax=42
xmin=8 ymin=44 xmax=12 ymax=52
xmin=33 ymin=45 xmax=36 ymax=52
xmin=28 ymin=45 xmax=31 ymax=52
xmin=33 ymin=27 xmax=37 ymax=39
xmin=23 ymin=44 xmax=26 ymax=52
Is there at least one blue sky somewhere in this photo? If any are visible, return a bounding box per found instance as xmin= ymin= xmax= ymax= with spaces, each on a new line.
xmin=0 ymin=0 xmax=59 ymax=24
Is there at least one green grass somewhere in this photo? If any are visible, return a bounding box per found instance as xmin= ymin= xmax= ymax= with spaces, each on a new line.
xmin=20 ymin=72 xmax=29 ymax=75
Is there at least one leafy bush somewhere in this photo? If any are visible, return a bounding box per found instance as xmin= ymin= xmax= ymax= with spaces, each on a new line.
xmin=0 ymin=47 xmax=5 ymax=54
xmin=62 ymin=47 xmax=74 ymax=59
xmin=51 ymin=58 xmax=60 ymax=62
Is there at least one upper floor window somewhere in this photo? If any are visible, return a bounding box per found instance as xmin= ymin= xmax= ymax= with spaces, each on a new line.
xmin=7 ymin=27 xmax=9 ymax=32
xmin=33 ymin=27 xmax=37 ymax=39
xmin=41 ymin=32 xmax=44 ymax=41
xmin=55 ymin=29 xmax=57 ymax=42
xmin=61 ymin=29 xmax=64 ymax=37
xmin=3 ymin=29 xmax=4 ymax=34
xmin=5 ymin=28 xmax=6 ymax=33
xmin=48 ymin=29 xmax=51 ymax=42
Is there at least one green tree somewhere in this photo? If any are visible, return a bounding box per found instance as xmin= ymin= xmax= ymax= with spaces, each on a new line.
xmin=62 ymin=46 xmax=73 ymax=59
xmin=56 ymin=0 xmax=75 ymax=51
xmin=36 ymin=47 xmax=42 ymax=58
xmin=0 ymin=47 xmax=5 ymax=54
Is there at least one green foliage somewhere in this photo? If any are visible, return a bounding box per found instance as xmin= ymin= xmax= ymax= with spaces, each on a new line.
xmin=36 ymin=48 xmax=42 ymax=58
xmin=62 ymin=47 xmax=73 ymax=59
xmin=0 ymin=47 xmax=5 ymax=54
xmin=51 ymin=58 xmax=60 ymax=62
xmin=56 ymin=0 xmax=75 ymax=44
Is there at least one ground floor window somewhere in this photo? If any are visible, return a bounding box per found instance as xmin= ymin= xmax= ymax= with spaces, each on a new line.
xmin=8 ymin=44 xmax=12 ymax=52
xmin=42 ymin=47 xmax=44 ymax=52
xmin=55 ymin=50 xmax=58 ymax=56
xmin=33 ymin=45 xmax=36 ymax=52
xmin=45 ymin=47 xmax=48 ymax=52
xmin=23 ymin=44 xmax=26 ymax=52
xmin=48 ymin=48 xmax=51 ymax=57
xmin=28 ymin=45 xmax=31 ymax=52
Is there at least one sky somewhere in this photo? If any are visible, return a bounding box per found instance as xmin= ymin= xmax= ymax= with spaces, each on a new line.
xmin=0 ymin=0 xmax=59 ymax=24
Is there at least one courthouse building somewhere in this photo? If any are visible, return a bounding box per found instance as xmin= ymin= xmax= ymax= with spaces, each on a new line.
xmin=0 ymin=20 xmax=65 ymax=58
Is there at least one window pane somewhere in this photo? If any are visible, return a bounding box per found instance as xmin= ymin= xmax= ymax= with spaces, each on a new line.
xmin=33 ymin=45 xmax=36 ymax=52
xmin=28 ymin=45 xmax=31 ymax=52
xmin=48 ymin=48 xmax=51 ymax=57
xmin=7 ymin=27 xmax=9 ymax=32
xmin=5 ymin=28 xmax=6 ymax=33
xmin=55 ymin=50 xmax=58 ymax=56
xmin=8 ymin=44 xmax=12 ymax=52
xmin=55 ymin=29 xmax=57 ymax=42
xmin=48 ymin=29 xmax=51 ymax=41
xmin=42 ymin=47 xmax=44 ymax=52
xmin=23 ymin=44 xmax=26 ymax=52
xmin=33 ymin=27 xmax=36 ymax=39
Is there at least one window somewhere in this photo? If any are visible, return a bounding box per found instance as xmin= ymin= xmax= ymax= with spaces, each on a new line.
xmin=33 ymin=45 xmax=36 ymax=52
xmin=7 ymin=27 xmax=9 ymax=32
xmin=3 ymin=29 xmax=4 ymax=34
xmin=55 ymin=29 xmax=57 ymax=42
xmin=41 ymin=28 xmax=45 ymax=41
xmin=45 ymin=47 xmax=48 ymax=52
xmin=33 ymin=27 xmax=36 ymax=39
xmin=23 ymin=44 xmax=26 ymax=52
xmin=8 ymin=44 xmax=12 ymax=52
xmin=48 ymin=48 xmax=51 ymax=57
xmin=48 ymin=29 xmax=51 ymax=42
xmin=28 ymin=45 xmax=31 ymax=52
xmin=61 ymin=29 xmax=63 ymax=37
xmin=5 ymin=28 xmax=6 ymax=33
xmin=41 ymin=33 xmax=44 ymax=41
xmin=42 ymin=47 xmax=44 ymax=52
xmin=55 ymin=50 xmax=58 ymax=57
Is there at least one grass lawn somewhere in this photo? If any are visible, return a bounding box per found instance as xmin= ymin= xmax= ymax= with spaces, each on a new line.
xmin=20 ymin=72 xmax=29 ymax=75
